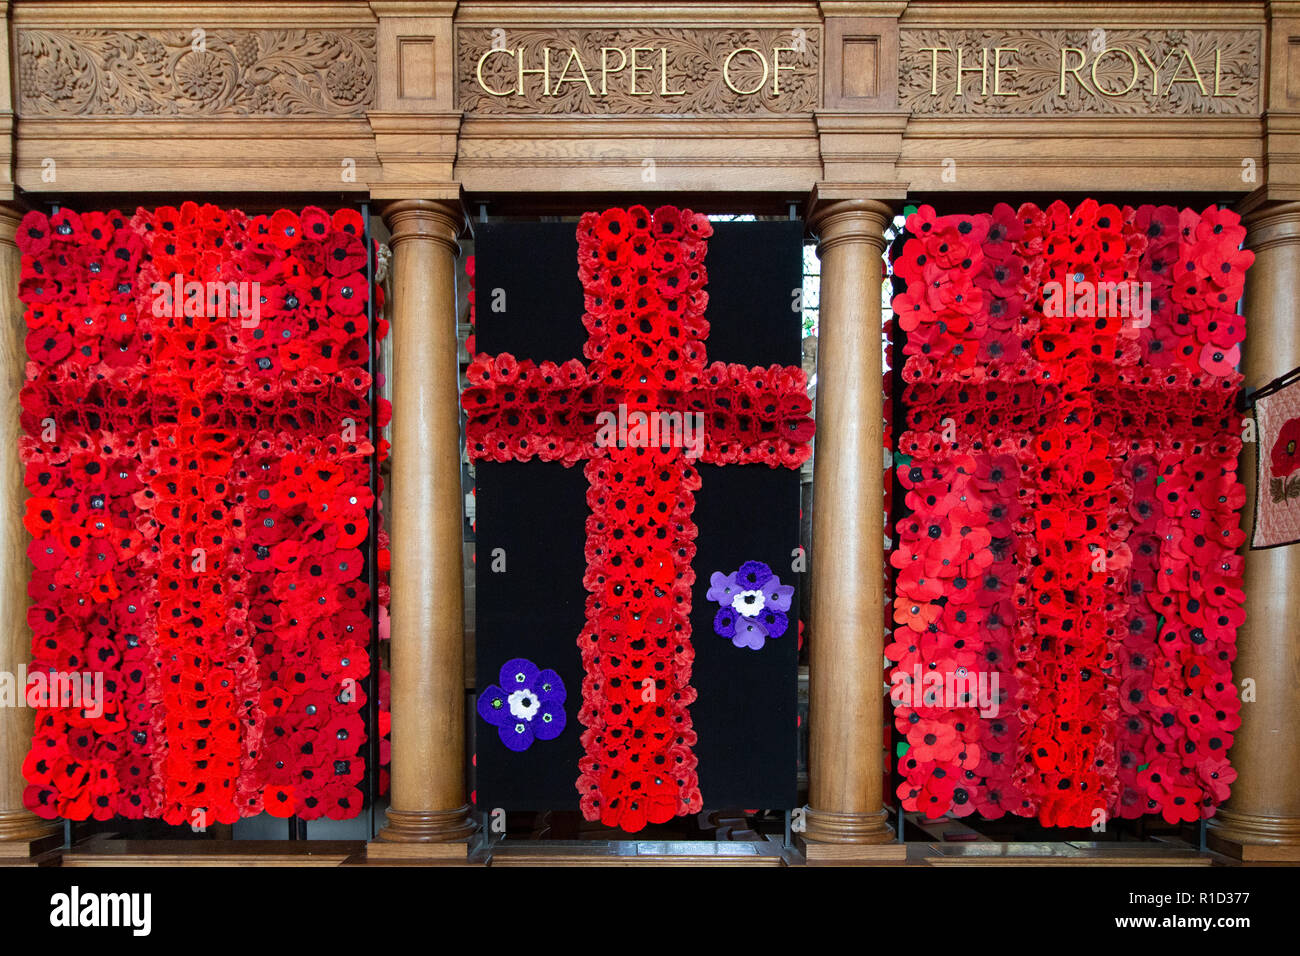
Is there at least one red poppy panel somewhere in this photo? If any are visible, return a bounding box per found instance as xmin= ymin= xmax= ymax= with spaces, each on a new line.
xmin=890 ymin=201 xmax=1249 ymax=828
xmin=16 ymin=204 xmax=389 ymax=824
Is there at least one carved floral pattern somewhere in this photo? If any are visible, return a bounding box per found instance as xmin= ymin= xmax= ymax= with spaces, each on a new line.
xmin=457 ymin=27 xmax=820 ymax=114
xmin=899 ymin=28 xmax=1260 ymax=115
xmin=17 ymin=28 xmax=376 ymax=116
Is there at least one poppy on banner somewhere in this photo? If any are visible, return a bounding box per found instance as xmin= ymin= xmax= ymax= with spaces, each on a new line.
xmin=1251 ymin=377 xmax=1300 ymax=548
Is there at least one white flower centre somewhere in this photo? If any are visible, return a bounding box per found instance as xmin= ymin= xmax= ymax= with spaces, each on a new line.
xmin=732 ymin=589 xmax=766 ymax=617
xmin=508 ymin=688 xmax=540 ymax=720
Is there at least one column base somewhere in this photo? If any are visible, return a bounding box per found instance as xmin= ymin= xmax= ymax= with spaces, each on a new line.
xmin=1207 ymin=809 xmax=1300 ymax=862
xmin=367 ymin=805 xmax=476 ymax=860
xmin=800 ymin=805 xmax=904 ymax=862
xmin=798 ymin=838 xmax=908 ymax=864
xmin=0 ymin=811 xmax=62 ymax=861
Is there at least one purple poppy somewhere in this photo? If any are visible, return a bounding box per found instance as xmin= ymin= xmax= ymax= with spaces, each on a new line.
xmin=477 ymin=657 xmax=566 ymax=752
xmin=733 ymin=618 xmax=768 ymax=650
xmin=713 ymin=606 xmax=738 ymax=637
xmin=706 ymin=559 xmax=794 ymax=650
xmin=706 ymin=571 xmax=742 ymax=605
xmin=736 ymin=560 xmax=774 ymax=589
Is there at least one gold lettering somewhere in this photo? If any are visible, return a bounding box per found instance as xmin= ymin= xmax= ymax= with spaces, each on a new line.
xmin=919 ymin=46 xmax=950 ymax=96
xmin=660 ymin=47 xmax=686 ymax=97
xmin=771 ymin=46 xmax=796 ymax=94
xmin=476 ymin=47 xmax=518 ymax=96
xmin=628 ymin=46 xmax=656 ymax=95
xmin=1090 ymin=46 xmax=1139 ymax=96
xmin=599 ymin=47 xmax=627 ymax=95
xmin=1137 ymin=49 xmax=1177 ymax=96
xmin=992 ymin=47 xmax=1019 ymax=96
xmin=1214 ymin=47 xmax=1237 ymax=96
xmin=955 ymin=46 xmax=989 ymax=95
xmin=1059 ymin=47 xmax=1093 ymax=95
xmin=1164 ymin=48 xmax=1207 ymax=95
xmin=517 ymin=46 xmax=552 ymax=96
xmin=553 ymin=47 xmax=596 ymax=95
xmin=723 ymin=47 xmax=768 ymax=95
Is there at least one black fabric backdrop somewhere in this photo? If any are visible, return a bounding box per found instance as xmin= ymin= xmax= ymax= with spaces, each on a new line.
xmin=474 ymin=218 xmax=802 ymax=813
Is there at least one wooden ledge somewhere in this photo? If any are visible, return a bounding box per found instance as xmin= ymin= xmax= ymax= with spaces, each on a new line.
xmin=919 ymin=841 xmax=1215 ymax=867
xmin=14 ymin=834 xmax=1231 ymax=866
xmin=0 ymin=831 xmax=63 ymax=862
xmin=60 ymin=838 xmax=366 ymax=868
xmin=487 ymin=839 xmax=788 ymax=867
xmin=0 ymin=847 xmax=63 ymax=868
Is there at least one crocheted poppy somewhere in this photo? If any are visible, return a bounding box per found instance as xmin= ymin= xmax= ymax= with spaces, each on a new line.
xmin=477 ymin=658 xmax=567 ymax=752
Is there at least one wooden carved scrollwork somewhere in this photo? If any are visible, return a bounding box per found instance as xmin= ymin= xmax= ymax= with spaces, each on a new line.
xmin=17 ymin=28 xmax=377 ymax=116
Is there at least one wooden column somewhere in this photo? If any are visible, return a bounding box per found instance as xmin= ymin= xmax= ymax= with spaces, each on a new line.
xmin=0 ymin=206 xmax=61 ymax=859
xmin=370 ymin=199 xmax=475 ymax=855
xmin=1207 ymin=200 xmax=1300 ymax=861
xmin=802 ymin=198 xmax=899 ymax=855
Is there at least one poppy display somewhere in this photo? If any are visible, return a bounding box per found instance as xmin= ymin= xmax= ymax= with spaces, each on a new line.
xmin=16 ymin=203 xmax=390 ymax=824
xmin=890 ymin=201 xmax=1250 ymax=827
xmin=463 ymin=206 xmax=814 ymax=831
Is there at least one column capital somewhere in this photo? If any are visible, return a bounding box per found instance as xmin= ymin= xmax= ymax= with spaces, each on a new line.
xmin=381 ymin=199 xmax=465 ymax=254
xmin=808 ymin=198 xmax=895 ymax=255
xmin=0 ymin=202 xmax=31 ymax=257
xmin=1241 ymin=199 xmax=1300 ymax=252
xmin=0 ymin=205 xmax=22 ymax=240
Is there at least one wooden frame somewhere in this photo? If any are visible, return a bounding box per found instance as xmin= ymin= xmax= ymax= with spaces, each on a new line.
xmin=1 ymin=0 xmax=1297 ymax=866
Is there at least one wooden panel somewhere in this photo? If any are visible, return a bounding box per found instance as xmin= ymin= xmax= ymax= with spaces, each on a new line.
xmin=375 ymin=8 xmax=456 ymax=112
xmin=894 ymin=115 xmax=1262 ymax=194
xmin=399 ymin=38 xmax=437 ymax=100
xmin=455 ymin=115 xmax=822 ymax=194
xmin=824 ymin=15 xmax=898 ymax=109
xmin=842 ymin=38 xmax=879 ymax=98
xmin=14 ymin=117 xmax=381 ymax=193
xmin=1290 ymin=38 xmax=1300 ymax=102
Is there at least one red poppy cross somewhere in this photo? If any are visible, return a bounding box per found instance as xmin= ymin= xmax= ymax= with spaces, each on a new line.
xmin=462 ymin=204 xmax=813 ymax=832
